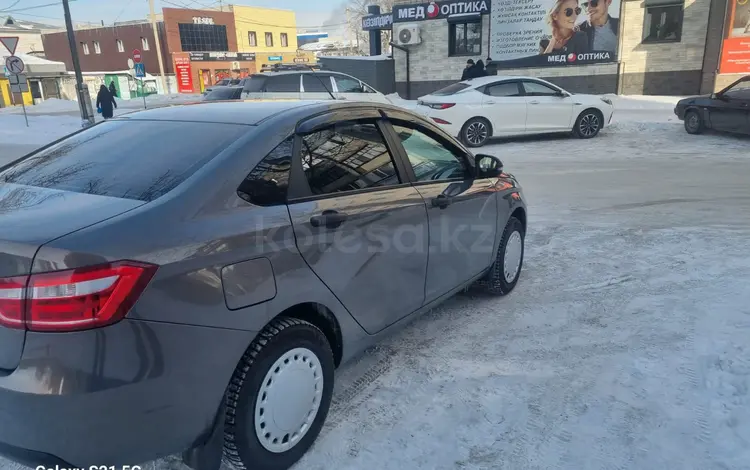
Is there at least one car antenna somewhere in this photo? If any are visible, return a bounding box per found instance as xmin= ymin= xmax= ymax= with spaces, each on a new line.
xmin=305 ymin=64 xmax=337 ymax=101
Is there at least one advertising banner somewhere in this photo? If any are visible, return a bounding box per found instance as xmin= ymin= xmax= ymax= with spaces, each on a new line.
xmin=489 ymin=0 xmax=619 ymax=68
xmin=719 ymin=0 xmax=750 ymax=73
xmin=173 ymin=53 xmax=194 ymax=94
xmin=393 ymin=0 xmax=491 ymax=23
xmin=188 ymin=52 xmax=256 ymax=62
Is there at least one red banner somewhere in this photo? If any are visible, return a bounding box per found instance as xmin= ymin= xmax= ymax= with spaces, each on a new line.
xmin=173 ymin=53 xmax=194 ymax=94
xmin=720 ymin=0 xmax=750 ymax=73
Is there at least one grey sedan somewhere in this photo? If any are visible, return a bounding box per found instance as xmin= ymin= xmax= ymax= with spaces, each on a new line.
xmin=0 ymin=100 xmax=526 ymax=470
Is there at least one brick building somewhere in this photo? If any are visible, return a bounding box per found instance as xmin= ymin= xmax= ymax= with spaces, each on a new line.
xmin=369 ymin=0 xmax=748 ymax=97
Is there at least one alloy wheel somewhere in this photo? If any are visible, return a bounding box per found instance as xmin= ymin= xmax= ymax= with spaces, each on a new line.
xmin=254 ymin=347 xmax=324 ymax=453
xmin=465 ymin=121 xmax=488 ymax=146
xmin=578 ymin=113 xmax=600 ymax=137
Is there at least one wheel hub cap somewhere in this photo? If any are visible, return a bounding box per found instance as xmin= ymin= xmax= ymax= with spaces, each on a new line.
xmin=254 ymin=347 xmax=323 ymax=453
xmin=467 ymin=122 xmax=488 ymax=145
xmin=579 ymin=114 xmax=600 ymax=137
xmin=688 ymin=114 xmax=698 ymax=129
xmin=503 ymin=231 xmax=523 ymax=283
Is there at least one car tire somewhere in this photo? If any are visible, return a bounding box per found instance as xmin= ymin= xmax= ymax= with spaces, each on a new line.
xmin=223 ymin=317 xmax=335 ymax=470
xmin=461 ymin=118 xmax=491 ymax=147
xmin=684 ymin=109 xmax=704 ymax=134
xmin=474 ymin=217 xmax=524 ymax=295
xmin=573 ymin=109 xmax=603 ymax=139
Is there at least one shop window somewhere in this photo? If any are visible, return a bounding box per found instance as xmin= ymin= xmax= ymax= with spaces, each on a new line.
xmin=642 ymin=0 xmax=683 ymax=43
xmin=178 ymin=23 xmax=229 ymax=52
xmin=449 ymin=20 xmax=481 ymax=56
xmin=248 ymin=31 xmax=257 ymax=47
xmin=116 ymin=39 xmax=124 ymax=52
xmin=81 ymin=42 xmax=89 ymax=55
xmin=93 ymin=41 xmax=101 ymax=54
xmin=265 ymin=32 xmax=273 ymax=47
xmin=281 ymin=33 xmax=288 ymax=47
xmin=141 ymin=36 xmax=150 ymax=50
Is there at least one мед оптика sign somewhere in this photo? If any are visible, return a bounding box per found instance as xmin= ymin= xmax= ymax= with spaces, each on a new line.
xmin=489 ymin=0 xmax=620 ymax=68
xmin=393 ymin=0 xmax=491 ymax=22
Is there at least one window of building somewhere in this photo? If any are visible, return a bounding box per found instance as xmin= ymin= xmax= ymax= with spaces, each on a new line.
xmin=237 ymin=137 xmax=293 ymax=206
xmin=449 ymin=20 xmax=481 ymax=56
xmin=300 ymin=121 xmax=400 ymax=195
xmin=642 ymin=0 xmax=683 ymax=43
xmin=265 ymin=32 xmax=273 ymax=47
xmin=116 ymin=39 xmax=124 ymax=52
xmin=81 ymin=42 xmax=89 ymax=55
xmin=178 ymin=23 xmax=229 ymax=52
xmin=248 ymin=31 xmax=257 ymax=47
xmin=93 ymin=41 xmax=101 ymax=54
xmin=281 ymin=33 xmax=288 ymax=47
xmin=391 ymin=124 xmax=470 ymax=182
xmin=141 ymin=36 xmax=150 ymax=50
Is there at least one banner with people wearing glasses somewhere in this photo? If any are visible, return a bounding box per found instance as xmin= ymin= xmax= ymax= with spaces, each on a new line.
xmin=489 ymin=0 xmax=620 ymax=68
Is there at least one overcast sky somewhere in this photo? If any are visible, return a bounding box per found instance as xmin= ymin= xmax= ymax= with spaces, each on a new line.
xmin=0 ymin=0 xmax=341 ymax=30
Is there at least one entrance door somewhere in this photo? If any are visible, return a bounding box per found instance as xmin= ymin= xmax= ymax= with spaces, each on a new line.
xmin=387 ymin=120 xmax=500 ymax=302
xmin=521 ymin=80 xmax=575 ymax=133
xmin=287 ymin=115 xmax=429 ymax=334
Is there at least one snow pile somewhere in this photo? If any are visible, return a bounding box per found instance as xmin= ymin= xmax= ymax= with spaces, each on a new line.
xmin=0 ymin=114 xmax=82 ymax=145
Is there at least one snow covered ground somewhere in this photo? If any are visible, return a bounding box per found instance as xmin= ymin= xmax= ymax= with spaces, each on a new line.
xmin=1 ymin=96 xmax=750 ymax=470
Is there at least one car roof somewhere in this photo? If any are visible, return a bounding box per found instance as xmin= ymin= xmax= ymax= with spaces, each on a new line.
xmin=253 ymin=70 xmax=350 ymax=77
xmin=463 ymin=76 xmax=543 ymax=86
xmin=113 ymin=100 xmax=327 ymax=126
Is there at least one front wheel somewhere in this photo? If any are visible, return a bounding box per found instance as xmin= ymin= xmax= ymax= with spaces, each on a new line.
xmin=684 ymin=109 xmax=704 ymax=134
xmin=461 ymin=118 xmax=491 ymax=147
xmin=223 ymin=317 xmax=335 ymax=470
xmin=574 ymin=109 xmax=603 ymax=139
xmin=474 ymin=216 xmax=525 ymax=295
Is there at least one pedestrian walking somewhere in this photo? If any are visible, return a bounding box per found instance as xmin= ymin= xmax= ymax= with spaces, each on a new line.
xmin=109 ymin=81 xmax=118 ymax=98
xmin=96 ymin=84 xmax=117 ymax=120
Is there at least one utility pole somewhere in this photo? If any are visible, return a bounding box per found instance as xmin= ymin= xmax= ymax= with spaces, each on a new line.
xmin=148 ymin=0 xmax=168 ymax=94
xmin=62 ymin=0 xmax=94 ymax=126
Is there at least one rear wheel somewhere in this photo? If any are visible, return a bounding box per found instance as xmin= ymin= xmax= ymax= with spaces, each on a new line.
xmin=223 ymin=317 xmax=334 ymax=470
xmin=474 ymin=217 xmax=524 ymax=295
xmin=461 ymin=118 xmax=491 ymax=147
xmin=684 ymin=109 xmax=704 ymax=134
xmin=573 ymin=109 xmax=603 ymax=139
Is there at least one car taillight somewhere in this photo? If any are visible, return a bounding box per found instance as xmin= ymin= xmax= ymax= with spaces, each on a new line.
xmin=432 ymin=117 xmax=452 ymax=125
xmin=0 ymin=261 xmax=157 ymax=332
xmin=427 ymin=103 xmax=455 ymax=110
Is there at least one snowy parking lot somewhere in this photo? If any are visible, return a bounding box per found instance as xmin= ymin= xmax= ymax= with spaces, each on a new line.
xmin=1 ymin=97 xmax=749 ymax=470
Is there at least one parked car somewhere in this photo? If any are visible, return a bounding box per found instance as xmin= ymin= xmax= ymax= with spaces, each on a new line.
xmin=240 ymin=70 xmax=392 ymax=104
xmin=675 ymin=75 xmax=750 ymax=135
xmin=203 ymin=85 xmax=243 ymax=101
xmin=203 ymin=78 xmax=242 ymax=95
xmin=0 ymin=100 xmax=525 ymax=470
xmin=416 ymin=76 xmax=615 ymax=147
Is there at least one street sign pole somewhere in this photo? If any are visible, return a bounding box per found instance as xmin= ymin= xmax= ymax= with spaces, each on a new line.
xmin=62 ymin=0 xmax=95 ymax=127
xmin=20 ymin=99 xmax=28 ymax=127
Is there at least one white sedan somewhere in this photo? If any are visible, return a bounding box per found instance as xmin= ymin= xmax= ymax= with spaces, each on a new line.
xmin=416 ymin=76 xmax=614 ymax=147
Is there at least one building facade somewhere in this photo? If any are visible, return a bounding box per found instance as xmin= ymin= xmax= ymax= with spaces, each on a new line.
xmin=369 ymin=0 xmax=748 ymax=97
xmin=231 ymin=6 xmax=312 ymax=68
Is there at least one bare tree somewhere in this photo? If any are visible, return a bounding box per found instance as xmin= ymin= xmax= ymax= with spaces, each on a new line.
xmin=345 ymin=0 xmax=394 ymax=55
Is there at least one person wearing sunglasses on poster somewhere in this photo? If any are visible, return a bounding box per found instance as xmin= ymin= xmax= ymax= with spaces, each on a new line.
xmin=542 ymin=0 xmax=590 ymax=55
xmin=578 ymin=0 xmax=620 ymax=54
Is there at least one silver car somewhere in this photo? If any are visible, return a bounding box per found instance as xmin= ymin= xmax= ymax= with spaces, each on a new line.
xmin=240 ymin=70 xmax=392 ymax=104
xmin=0 ymin=100 xmax=526 ymax=470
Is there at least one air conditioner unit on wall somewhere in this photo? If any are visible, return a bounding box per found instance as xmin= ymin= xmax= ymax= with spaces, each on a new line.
xmin=395 ymin=24 xmax=421 ymax=46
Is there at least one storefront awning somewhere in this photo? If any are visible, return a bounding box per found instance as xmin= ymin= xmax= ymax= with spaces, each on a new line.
xmin=1 ymin=53 xmax=67 ymax=76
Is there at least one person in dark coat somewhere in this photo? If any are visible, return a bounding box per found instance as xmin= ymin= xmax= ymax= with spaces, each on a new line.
xmin=474 ymin=59 xmax=489 ymax=78
xmin=108 ymin=81 xmax=118 ymax=98
xmin=461 ymin=59 xmax=475 ymax=81
xmin=96 ymin=84 xmax=117 ymax=119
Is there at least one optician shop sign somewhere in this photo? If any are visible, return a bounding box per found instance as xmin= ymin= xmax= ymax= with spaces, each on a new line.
xmin=393 ymin=0 xmax=491 ymax=23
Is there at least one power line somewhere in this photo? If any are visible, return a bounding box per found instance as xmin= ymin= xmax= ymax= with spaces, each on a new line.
xmin=112 ymin=0 xmax=137 ymax=24
xmin=0 ymin=1 xmax=22 ymax=12
xmin=3 ymin=1 xmax=64 ymax=13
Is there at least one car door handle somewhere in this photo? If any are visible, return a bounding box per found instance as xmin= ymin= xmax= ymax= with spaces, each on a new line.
xmin=310 ymin=210 xmax=348 ymax=228
xmin=486 ymin=101 xmax=496 ymax=105
xmin=529 ymin=100 xmax=540 ymax=105
xmin=431 ymin=195 xmax=453 ymax=209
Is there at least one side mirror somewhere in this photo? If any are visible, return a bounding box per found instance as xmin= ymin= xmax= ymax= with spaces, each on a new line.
xmin=556 ymin=91 xmax=569 ymax=98
xmin=475 ymin=154 xmax=503 ymax=178
xmin=716 ymin=93 xmax=728 ymax=101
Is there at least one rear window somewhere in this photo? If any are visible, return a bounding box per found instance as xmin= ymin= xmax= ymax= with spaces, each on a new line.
xmin=205 ymin=87 xmax=242 ymax=100
xmin=0 ymin=120 xmax=248 ymax=202
xmin=431 ymin=83 xmax=471 ymax=96
xmin=242 ymin=75 xmax=267 ymax=92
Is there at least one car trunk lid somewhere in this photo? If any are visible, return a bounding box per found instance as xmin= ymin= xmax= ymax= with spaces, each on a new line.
xmin=0 ymin=183 xmax=143 ymax=371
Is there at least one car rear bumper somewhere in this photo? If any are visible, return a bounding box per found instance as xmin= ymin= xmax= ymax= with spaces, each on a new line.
xmin=0 ymin=319 xmax=257 ymax=467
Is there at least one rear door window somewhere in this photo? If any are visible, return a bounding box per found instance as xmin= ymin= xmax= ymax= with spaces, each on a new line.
xmin=264 ymin=74 xmax=301 ymax=92
xmin=0 ymin=120 xmax=248 ymax=202
xmin=302 ymin=74 xmax=335 ymax=93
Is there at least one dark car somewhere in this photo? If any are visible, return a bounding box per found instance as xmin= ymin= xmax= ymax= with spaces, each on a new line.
xmin=0 ymin=101 xmax=526 ymax=470
xmin=203 ymin=78 xmax=242 ymax=95
xmin=203 ymin=85 xmax=243 ymax=101
xmin=675 ymin=75 xmax=750 ymax=135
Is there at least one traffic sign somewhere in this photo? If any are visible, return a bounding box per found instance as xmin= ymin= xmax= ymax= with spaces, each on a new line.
xmin=134 ymin=62 xmax=146 ymax=78
xmin=5 ymin=55 xmax=24 ymax=75
xmin=0 ymin=36 xmax=19 ymax=56
xmin=133 ymin=49 xmax=142 ymax=63
xmin=9 ymin=73 xmax=28 ymax=93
